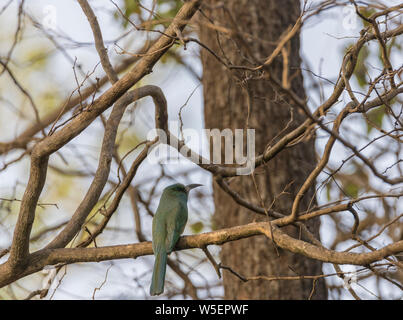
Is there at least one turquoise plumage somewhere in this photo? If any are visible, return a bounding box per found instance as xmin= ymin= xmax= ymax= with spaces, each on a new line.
xmin=150 ymin=183 xmax=202 ymax=296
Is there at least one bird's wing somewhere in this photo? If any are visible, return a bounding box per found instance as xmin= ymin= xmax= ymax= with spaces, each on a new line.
xmin=165 ymin=201 xmax=187 ymax=253
xmin=152 ymin=204 xmax=168 ymax=254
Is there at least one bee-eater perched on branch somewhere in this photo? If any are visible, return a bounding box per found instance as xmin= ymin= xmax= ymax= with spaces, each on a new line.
xmin=150 ymin=183 xmax=202 ymax=296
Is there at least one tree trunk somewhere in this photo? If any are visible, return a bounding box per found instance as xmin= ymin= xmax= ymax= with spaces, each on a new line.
xmin=199 ymin=0 xmax=328 ymax=299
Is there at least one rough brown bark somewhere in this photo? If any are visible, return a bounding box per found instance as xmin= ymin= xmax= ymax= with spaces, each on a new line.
xmin=199 ymin=0 xmax=328 ymax=299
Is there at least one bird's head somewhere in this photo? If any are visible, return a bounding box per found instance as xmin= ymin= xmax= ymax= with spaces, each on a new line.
xmin=163 ymin=183 xmax=202 ymax=197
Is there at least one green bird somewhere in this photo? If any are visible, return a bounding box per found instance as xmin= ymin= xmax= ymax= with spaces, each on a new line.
xmin=150 ymin=183 xmax=202 ymax=296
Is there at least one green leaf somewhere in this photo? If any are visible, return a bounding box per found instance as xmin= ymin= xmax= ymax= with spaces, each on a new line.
xmin=366 ymin=105 xmax=386 ymax=133
xmin=117 ymin=129 xmax=142 ymax=155
xmin=114 ymin=0 xmax=182 ymax=28
xmin=344 ymin=182 xmax=359 ymax=198
xmin=357 ymin=7 xmax=376 ymax=28
xmin=190 ymin=221 xmax=204 ymax=234
xmin=354 ymin=45 xmax=369 ymax=88
xmin=37 ymin=88 xmax=61 ymax=115
xmin=21 ymin=45 xmax=50 ymax=70
xmin=342 ymin=43 xmax=369 ymax=88
xmin=326 ymin=182 xmax=332 ymax=201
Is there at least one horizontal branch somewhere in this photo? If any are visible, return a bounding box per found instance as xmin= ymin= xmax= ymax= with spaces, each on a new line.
xmin=1 ymin=221 xmax=401 ymax=288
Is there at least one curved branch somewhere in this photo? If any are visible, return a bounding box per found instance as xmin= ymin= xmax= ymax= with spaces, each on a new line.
xmin=6 ymin=0 xmax=201 ymax=270
xmin=46 ymin=86 xmax=167 ymax=249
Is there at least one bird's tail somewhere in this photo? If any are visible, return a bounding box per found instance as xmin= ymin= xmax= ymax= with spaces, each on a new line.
xmin=150 ymin=247 xmax=167 ymax=296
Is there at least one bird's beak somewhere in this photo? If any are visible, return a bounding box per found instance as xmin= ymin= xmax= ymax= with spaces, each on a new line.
xmin=185 ymin=184 xmax=203 ymax=193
